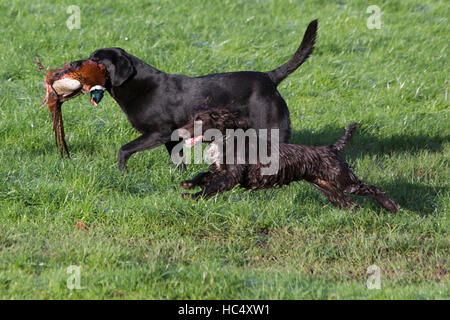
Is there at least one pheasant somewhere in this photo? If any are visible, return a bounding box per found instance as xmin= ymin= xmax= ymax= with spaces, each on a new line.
xmin=35 ymin=57 xmax=107 ymax=158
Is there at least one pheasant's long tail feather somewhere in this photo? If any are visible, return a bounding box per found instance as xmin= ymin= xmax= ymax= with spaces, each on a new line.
xmin=34 ymin=56 xmax=48 ymax=72
xmin=51 ymin=102 xmax=70 ymax=159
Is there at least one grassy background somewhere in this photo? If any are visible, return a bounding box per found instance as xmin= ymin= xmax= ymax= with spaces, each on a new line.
xmin=0 ymin=0 xmax=448 ymax=299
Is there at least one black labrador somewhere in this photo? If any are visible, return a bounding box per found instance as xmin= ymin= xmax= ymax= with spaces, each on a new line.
xmin=88 ymin=20 xmax=317 ymax=171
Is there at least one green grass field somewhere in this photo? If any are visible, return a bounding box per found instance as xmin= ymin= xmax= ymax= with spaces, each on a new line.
xmin=0 ymin=0 xmax=448 ymax=299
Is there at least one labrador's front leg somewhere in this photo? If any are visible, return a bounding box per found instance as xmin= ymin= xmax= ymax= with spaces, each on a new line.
xmin=118 ymin=132 xmax=168 ymax=171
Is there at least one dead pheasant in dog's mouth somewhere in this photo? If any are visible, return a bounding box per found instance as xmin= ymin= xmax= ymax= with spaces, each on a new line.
xmin=34 ymin=56 xmax=107 ymax=158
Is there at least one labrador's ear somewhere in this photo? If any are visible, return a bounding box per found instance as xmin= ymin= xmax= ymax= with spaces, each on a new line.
xmin=89 ymin=48 xmax=135 ymax=87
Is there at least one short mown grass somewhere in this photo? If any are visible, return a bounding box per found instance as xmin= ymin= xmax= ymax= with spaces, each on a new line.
xmin=0 ymin=0 xmax=448 ymax=299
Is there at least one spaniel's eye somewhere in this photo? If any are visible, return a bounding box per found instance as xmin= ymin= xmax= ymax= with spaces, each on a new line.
xmin=210 ymin=112 xmax=220 ymax=121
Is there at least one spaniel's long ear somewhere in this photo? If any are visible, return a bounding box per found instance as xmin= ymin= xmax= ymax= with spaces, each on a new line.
xmin=89 ymin=48 xmax=135 ymax=87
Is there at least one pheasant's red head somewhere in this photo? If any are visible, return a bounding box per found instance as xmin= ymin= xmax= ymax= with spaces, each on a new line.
xmin=67 ymin=60 xmax=107 ymax=93
xmin=73 ymin=60 xmax=108 ymax=106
